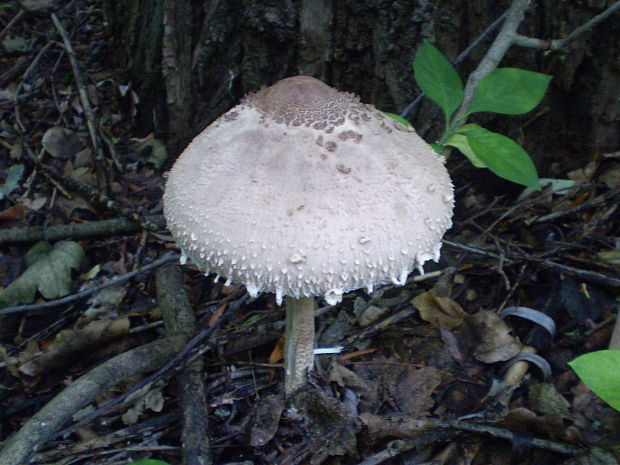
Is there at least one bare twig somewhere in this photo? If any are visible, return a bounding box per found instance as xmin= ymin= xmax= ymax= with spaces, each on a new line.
xmin=530 ymin=188 xmax=620 ymax=224
xmin=51 ymin=13 xmax=108 ymax=191
xmin=0 ymin=9 xmax=26 ymax=41
xmin=0 ymin=253 xmax=178 ymax=316
xmin=513 ymin=1 xmax=620 ymax=50
xmin=360 ymin=413 xmax=583 ymax=456
xmin=52 ymin=298 xmax=240 ymax=441
xmin=450 ymin=0 xmax=531 ymax=127
xmin=19 ymin=149 xmax=162 ymax=231
xmin=0 ymin=335 xmax=188 ymax=465
xmin=13 ymin=42 xmax=54 ymax=133
xmin=443 ymin=238 xmax=620 ymax=288
xmin=0 ymin=214 xmax=166 ymax=246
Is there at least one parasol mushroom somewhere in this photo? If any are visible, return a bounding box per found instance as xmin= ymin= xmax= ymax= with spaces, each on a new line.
xmin=163 ymin=75 xmax=454 ymax=394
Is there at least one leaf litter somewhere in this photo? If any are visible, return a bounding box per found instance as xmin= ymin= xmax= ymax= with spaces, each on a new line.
xmin=0 ymin=1 xmax=619 ymax=465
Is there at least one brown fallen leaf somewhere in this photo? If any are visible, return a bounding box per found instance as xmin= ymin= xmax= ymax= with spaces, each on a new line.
xmin=0 ymin=204 xmax=25 ymax=221
xmin=467 ymin=310 xmax=522 ymax=363
xmin=121 ymin=387 xmax=165 ymax=425
xmin=249 ymin=394 xmax=285 ymax=447
xmin=413 ymin=288 xmax=466 ymax=330
xmin=390 ymin=365 xmax=444 ymax=415
xmin=19 ymin=318 xmax=130 ymax=376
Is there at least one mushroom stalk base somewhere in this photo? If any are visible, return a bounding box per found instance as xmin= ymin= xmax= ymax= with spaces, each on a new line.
xmin=284 ymin=296 xmax=315 ymax=395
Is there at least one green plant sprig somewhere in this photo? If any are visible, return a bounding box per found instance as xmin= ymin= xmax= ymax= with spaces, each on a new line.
xmin=389 ymin=40 xmax=553 ymax=189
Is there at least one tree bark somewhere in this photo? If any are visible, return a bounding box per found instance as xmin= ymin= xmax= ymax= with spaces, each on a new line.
xmin=104 ymin=0 xmax=620 ymax=174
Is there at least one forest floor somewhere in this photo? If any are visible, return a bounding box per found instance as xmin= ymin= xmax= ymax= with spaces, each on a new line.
xmin=1 ymin=2 xmax=620 ymax=465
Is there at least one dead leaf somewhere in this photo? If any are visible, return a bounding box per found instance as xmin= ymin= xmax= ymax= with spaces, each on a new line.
xmin=413 ymin=288 xmax=466 ymax=330
xmin=599 ymin=162 xmax=620 ymax=189
xmin=527 ymin=382 xmax=571 ymax=419
xmin=122 ymin=387 xmax=165 ymax=425
xmin=269 ymin=337 xmax=284 ymax=364
xmin=208 ymin=302 xmax=227 ymax=327
xmin=390 ymin=366 xmax=443 ymax=415
xmin=42 ymin=126 xmax=84 ymax=158
xmin=468 ymin=311 xmax=522 ymax=363
xmin=357 ymin=305 xmax=388 ymax=326
xmin=290 ymin=385 xmax=358 ymax=462
xmin=0 ymin=241 xmax=84 ymax=308
xmin=501 ymin=407 xmax=568 ymax=439
xmin=19 ymin=318 xmax=130 ymax=376
xmin=249 ymin=394 xmax=285 ymax=446
xmin=21 ymin=195 xmax=47 ymax=211
xmin=0 ymin=204 xmax=26 ymax=221
xmin=597 ymin=249 xmax=620 ymax=267
xmin=327 ymin=359 xmax=373 ymax=396
xmin=82 ymin=283 xmax=127 ymax=320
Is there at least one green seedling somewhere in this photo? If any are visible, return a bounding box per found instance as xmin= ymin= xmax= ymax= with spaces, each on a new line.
xmin=389 ymin=41 xmax=552 ymax=189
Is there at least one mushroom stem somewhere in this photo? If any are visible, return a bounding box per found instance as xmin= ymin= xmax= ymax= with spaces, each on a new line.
xmin=284 ymin=296 xmax=316 ymax=395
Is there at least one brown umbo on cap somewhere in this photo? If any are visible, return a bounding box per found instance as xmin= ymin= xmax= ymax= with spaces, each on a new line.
xmin=164 ymin=76 xmax=454 ymax=305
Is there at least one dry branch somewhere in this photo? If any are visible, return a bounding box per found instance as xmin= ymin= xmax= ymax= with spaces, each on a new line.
xmin=0 ymin=335 xmax=187 ymax=465
xmin=51 ymin=13 xmax=108 ymax=191
xmin=157 ymin=264 xmax=213 ymax=465
xmin=513 ymin=1 xmax=620 ymax=50
xmin=0 ymin=214 xmax=166 ymax=246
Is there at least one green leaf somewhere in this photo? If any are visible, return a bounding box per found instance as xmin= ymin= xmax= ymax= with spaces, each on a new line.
xmin=127 ymin=460 xmax=171 ymax=465
xmin=0 ymin=241 xmax=84 ymax=308
xmin=569 ymin=350 xmax=620 ymax=412
xmin=0 ymin=164 xmax=25 ymax=200
xmin=458 ymin=126 xmax=540 ymax=189
xmin=445 ymin=125 xmax=486 ymax=168
xmin=429 ymin=143 xmax=443 ymax=155
xmin=383 ymin=112 xmax=412 ymax=127
xmin=413 ymin=41 xmax=464 ymax=122
xmin=469 ymin=68 xmax=552 ymax=115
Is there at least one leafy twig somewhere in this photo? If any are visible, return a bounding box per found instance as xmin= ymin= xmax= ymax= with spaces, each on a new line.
xmin=400 ymin=9 xmax=509 ymax=118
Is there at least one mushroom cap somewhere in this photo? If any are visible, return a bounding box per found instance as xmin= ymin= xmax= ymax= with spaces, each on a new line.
xmin=164 ymin=75 xmax=454 ymax=305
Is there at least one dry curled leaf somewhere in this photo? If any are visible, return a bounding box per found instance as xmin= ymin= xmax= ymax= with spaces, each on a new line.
xmin=468 ymin=310 xmax=522 ymax=363
xmin=413 ymin=288 xmax=465 ymax=330
xmin=19 ymin=318 xmax=130 ymax=376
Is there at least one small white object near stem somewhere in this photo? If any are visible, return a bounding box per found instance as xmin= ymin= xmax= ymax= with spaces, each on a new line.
xmin=313 ymin=346 xmax=344 ymax=355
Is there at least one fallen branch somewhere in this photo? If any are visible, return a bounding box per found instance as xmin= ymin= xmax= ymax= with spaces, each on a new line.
xmin=0 ymin=214 xmax=166 ymax=246
xmin=0 ymin=334 xmax=188 ymax=465
xmin=359 ymin=413 xmax=583 ymax=456
xmin=157 ymin=264 xmax=213 ymax=465
xmin=0 ymin=261 xmax=229 ymax=465
xmin=51 ymin=295 xmax=240 ymax=441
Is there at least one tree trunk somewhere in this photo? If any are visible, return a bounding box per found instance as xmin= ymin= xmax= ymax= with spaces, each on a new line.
xmin=104 ymin=0 xmax=620 ymax=174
